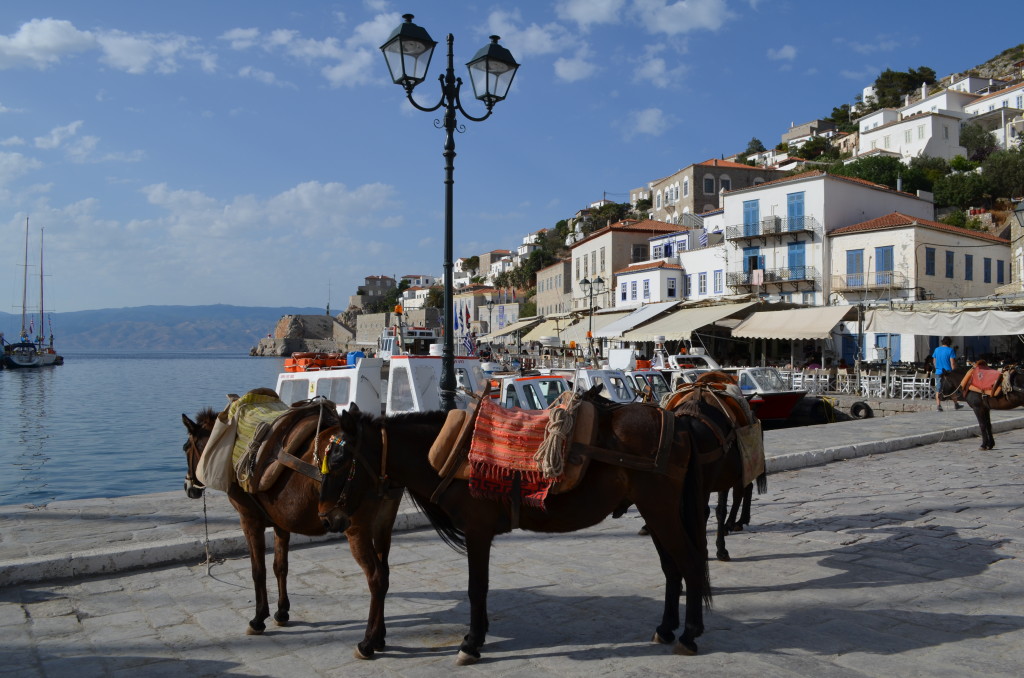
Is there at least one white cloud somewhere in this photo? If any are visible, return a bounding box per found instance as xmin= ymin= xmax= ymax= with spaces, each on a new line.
xmin=633 ymin=0 xmax=734 ymax=36
xmin=633 ymin=46 xmax=687 ymax=87
xmin=556 ymin=0 xmax=626 ymax=30
xmin=0 ymin=18 xmax=96 ymax=70
xmin=0 ymin=151 xmax=42 ymax=186
xmin=97 ymin=31 xmax=217 ymax=75
xmin=767 ymin=45 xmax=796 ymax=61
xmin=621 ymin=107 xmax=675 ymax=140
xmin=2 ymin=136 xmax=25 ymax=146
xmin=486 ymin=9 xmax=571 ymax=57
xmin=835 ymin=35 xmax=901 ymax=55
xmin=841 ymin=65 xmax=879 ymax=81
xmin=35 ymin=121 xmax=84 ymax=150
xmin=238 ymin=65 xmax=294 ymax=88
xmin=321 ymin=49 xmax=376 ymax=87
xmin=554 ymin=47 xmax=599 ymax=82
xmin=220 ymin=28 xmax=261 ymax=50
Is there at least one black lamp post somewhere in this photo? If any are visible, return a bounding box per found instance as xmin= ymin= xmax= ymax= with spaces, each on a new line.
xmin=381 ymin=14 xmax=519 ymax=411
xmin=580 ymin=276 xmax=604 ymax=361
xmin=486 ymin=299 xmax=495 ymax=335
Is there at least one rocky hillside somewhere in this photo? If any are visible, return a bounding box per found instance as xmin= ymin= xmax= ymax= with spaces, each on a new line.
xmin=968 ymin=43 xmax=1024 ymax=80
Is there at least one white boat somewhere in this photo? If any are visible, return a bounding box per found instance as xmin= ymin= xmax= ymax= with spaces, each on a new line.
xmin=2 ymin=219 xmax=61 ymax=369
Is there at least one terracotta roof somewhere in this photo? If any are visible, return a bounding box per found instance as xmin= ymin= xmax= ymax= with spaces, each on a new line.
xmin=726 ymin=169 xmax=918 ymax=197
xmin=571 ymin=218 xmax=680 ymax=249
xmin=614 ymin=260 xmax=684 ymax=276
xmin=828 ymin=212 xmax=1009 ymax=243
xmin=696 ymin=158 xmax=768 ymax=170
xmin=966 ymin=80 xmax=1024 ymax=106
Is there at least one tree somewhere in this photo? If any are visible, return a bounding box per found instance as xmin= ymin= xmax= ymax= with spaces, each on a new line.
xmin=744 ymin=137 xmax=766 ymax=154
xmin=981 ymin=149 xmax=1024 ymax=200
xmin=792 ymin=136 xmax=832 ymax=161
xmin=825 ymin=103 xmax=857 ymax=134
xmin=424 ymin=287 xmax=443 ymax=308
xmin=960 ymin=123 xmax=998 ymax=162
xmin=634 ymin=197 xmax=652 ymax=213
xmin=940 ymin=209 xmax=983 ymax=230
xmin=950 ymin=155 xmax=977 ymax=172
xmin=590 ymin=202 xmax=632 ymax=228
xmin=907 ymin=155 xmax=950 ymax=192
xmin=460 ymin=256 xmax=479 ymax=274
xmin=872 ymin=66 xmax=936 ymax=109
xmin=933 ymin=171 xmax=987 ymax=209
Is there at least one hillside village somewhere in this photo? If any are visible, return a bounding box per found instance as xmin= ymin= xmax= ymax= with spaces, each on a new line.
xmin=259 ymin=48 xmax=1024 ymax=366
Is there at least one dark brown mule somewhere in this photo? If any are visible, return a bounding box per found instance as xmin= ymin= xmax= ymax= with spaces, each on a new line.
xmin=181 ymin=393 xmax=401 ymax=658
xmin=941 ymin=366 xmax=1024 ymax=450
xmin=664 ymin=372 xmax=766 ymax=562
xmin=318 ymin=392 xmax=711 ymax=665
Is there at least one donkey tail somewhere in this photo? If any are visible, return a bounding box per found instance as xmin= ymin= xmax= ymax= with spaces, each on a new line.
xmin=755 ymin=470 xmax=767 ymax=495
xmin=407 ymin=489 xmax=468 ymax=555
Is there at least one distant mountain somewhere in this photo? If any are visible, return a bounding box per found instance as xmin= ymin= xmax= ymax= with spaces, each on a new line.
xmin=0 ymin=304 xmax=324 ymax=352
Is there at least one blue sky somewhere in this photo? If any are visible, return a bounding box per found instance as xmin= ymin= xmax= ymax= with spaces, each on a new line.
xmin=1 ymin=1 xmax=1021 ymax=313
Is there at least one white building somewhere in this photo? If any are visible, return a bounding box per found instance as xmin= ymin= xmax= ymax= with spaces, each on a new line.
xmin=721 ymin=170 xmax=935 ymax=306
xmin=855 ymin=88 xmax=979 ymax=162
xmin=963 ymin=81 xmax=1024 ymax=150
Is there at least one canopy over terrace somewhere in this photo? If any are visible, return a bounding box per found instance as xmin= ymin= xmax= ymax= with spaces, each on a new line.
xmin=477 ymin=316 xmax=544 ymax=343
xmin=865 ymin=309 xmax=1024 ymax=336
xmin=621 ymin=300 xmax=760 ymax=342
xmin=593 ymin=301 xmax=679 ymax=339
xmin=731 ymin=305 xmax=856 ymax=340
xmin=521 ymin=315 xmax=576 ymax=343
xmin=561 ymin=309 xmax=631 ymax=346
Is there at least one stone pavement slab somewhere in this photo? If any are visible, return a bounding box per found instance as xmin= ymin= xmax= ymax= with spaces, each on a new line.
xmin=2 ymin=429 xmax=1023 ymax=676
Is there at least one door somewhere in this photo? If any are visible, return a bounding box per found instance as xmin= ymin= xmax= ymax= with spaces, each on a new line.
xmin=743 ymin=200 xmax=760 ymax=236
xmin=788 ymin=241 xmax=806 ymax=280
xmin=846 ymin=249 xmax=864 ymax=287
xmin=787 ymin=191 xmax=805 ymax=231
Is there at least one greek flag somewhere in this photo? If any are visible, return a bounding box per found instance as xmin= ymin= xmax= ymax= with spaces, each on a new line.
xmin=698 ymin=230 xmax=708 ymax=247
xmin=463 ymin=333 xmax=475 ymax=356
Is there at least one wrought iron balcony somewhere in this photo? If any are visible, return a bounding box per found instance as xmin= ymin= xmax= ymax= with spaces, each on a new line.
xmin=725 ymin=215 xmax=821 ymax=241
xmin=727 ymin=266 xmax=819 ymax=288
xmin=830 ymin=271 xmax=909 ymax=292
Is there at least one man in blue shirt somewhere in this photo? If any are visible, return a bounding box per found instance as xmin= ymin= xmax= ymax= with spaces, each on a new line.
xmin=932 ymin=336 xmax=963 ymax=411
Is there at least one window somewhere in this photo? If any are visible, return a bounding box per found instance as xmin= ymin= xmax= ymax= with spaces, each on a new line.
xmin=576 ymin=257 xmax=580 ymax=280
xmin=630 ymin=280 xmax=637 ymax=300
xmin=743 ymin=199 xmax=760 ymax=236
xmin=876 ymin=245 xmax=894 ymax=285
xmin=698 ymin=273 xmax=707 ymax=295
xmin=653 ymin=245 xmax=663 ymax=258
xmin=600 ymin=247 xmax=605 ymax=273
xmin=703 ymin=175 xmax=714 ymax=194
xmin=787 ymin=192 xmax=805 ymax=230
xmin=883 ymin=135 xmax=890 ymax=149
xmin=984 ymin=257 xmax=992 ymax=283
xmin=944 ymin=125 xmax=950 ymax=140
xmin=683 ymin=178 xmax=689 ymax=197
xmin=802 ymin=291 xmax=815 ymax=305
xmin=591 ymin=251 xmax=597 ymax=275
xmin=684 ymin=275 xmax=692 ymax=296
xmin=945 ymin=250 xmax=954 ymax=278
xmin=583 ymin=253 xmax=588 ymax=279
xmin=720 ymin=176 xmax=731 ymax=191
xmin=965 ymin=254 xmax=973 ymax=281
xmin=714 ymin=270 xmax=723 ymax=294
xmin=847 ymin=249 xmax=864 ymax=286
xmin=925 ymin=247 xmax=935 ymax=276
xmin=664 ymin=243 xmax=673 ymax=257
xmin=789 ymin=242 xmax=806 ymax=279
xmin=656 ymin=193 xmax=662 ymax=209
xmin=632 ymin=244 xmax=647 ymax=262
xmin=998 ymin=260 xmax=1005 ymax=284
xmin=904 ymin=129 xmax=912 ymax=144
xmin=620 ymin=282 xmax=627 ymax=301
xmin=917 ymin=125 xmax=924 ymax=140
xmin=667 ymin=278 xmax=677 ymax=298
xmin=642 ymin=279 xmax=650 ymax=299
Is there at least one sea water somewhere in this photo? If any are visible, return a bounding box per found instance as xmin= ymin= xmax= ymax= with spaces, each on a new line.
xmin=0 ymin=352 xmax=286 ymax=507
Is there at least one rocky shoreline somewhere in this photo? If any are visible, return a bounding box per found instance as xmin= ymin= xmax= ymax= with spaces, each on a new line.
xmin=249 ymin=313 xmax=357 ymax=357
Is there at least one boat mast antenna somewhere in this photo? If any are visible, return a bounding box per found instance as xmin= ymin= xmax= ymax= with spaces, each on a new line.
xmin=39 ymin=227 xmax=45 ymax=344
xmin=21 ymin=217 xmax=29 ymax=339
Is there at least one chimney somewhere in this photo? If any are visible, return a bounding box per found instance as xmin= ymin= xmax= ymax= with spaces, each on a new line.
xmin=904 ymin=94 xmax=910 ymax=107
xmin=921 ymin=82 xmax=927 ymax=98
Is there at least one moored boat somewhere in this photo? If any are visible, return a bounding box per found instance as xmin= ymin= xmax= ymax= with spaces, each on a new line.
xmin=2 ymin=219 xmax=62 ymax=369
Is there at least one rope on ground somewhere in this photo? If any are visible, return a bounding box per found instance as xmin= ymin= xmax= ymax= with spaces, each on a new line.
xmin=199 ymin=492 xmax=224 ymax=575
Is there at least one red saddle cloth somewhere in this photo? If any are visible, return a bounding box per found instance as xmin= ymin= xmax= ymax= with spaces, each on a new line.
xmin=467 ymin=399 xmax=558 ymax=508
xmin=970 ymin=367 xmax=1001 ymax=394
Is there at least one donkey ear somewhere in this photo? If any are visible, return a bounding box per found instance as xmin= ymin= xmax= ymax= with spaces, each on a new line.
xmin=340 ymin=406 xmax=357 ymax=433
xmin=182 ymin=414 xmax=199 ymax=435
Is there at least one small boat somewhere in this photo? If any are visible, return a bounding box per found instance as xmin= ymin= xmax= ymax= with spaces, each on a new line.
xmin=2 ymin=219 xmax=62 ymax=369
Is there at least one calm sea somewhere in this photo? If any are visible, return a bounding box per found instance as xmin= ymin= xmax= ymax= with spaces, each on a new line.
xmin=0 ymin=352 xmax=286 ymax=507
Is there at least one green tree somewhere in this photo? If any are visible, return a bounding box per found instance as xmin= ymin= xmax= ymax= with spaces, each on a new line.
xmin=907 ymin=155 xmax=950 ymax=192
xmin=591 ymin=202 xmax=632 ymax=228
xmin=981 ymin=149 xmax=1024 ymax=200
xmin=872 ymin=66 xmax=936 ymax=109
xmin=424 ymin=287 xmax=443 ymax=308
xmin=634 ymin=197 xmax=652 ymax=213
xmin=960 ymin=123 xmax=998 ymax=162
xmin=950 ymin=155 xmax=977 ymax=172
xmin=744 ymin=137 xmax=766 ymax=154
xmin=940 ymin=209 xmax=983 ymax=230
xmin=933 ymin=171 xmax=987 ymax=209
xmin=793 ymin=136 xmax=832 ymax=161
xmin=460 ymin=256 xmax=480 ymax=274
xmin=825 ymin=103 xmax=857 ymax=134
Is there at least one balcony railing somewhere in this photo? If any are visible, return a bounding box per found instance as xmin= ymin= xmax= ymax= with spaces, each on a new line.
xmin=830 ymin=271 xmax=908 ymax=292
xmin=727 ymin=266 xmax=819 ymax=287
xmin=725 ymin=215 xmax=821 ymax=241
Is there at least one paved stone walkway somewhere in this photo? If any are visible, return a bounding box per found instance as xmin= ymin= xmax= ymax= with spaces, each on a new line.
xmin=2 ymin=420 xmax=1024 ymax=676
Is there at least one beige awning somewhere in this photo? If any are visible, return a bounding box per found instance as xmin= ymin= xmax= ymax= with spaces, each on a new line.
xmin=621 ymin=301 xmax=759 ymax=342
xmin=731 ymin=305 xmax=854 ymax=340
xmin=865 ymin=309 xmax=1024 ymax=335
xmin=521 ymin=317 xmax=573 ymax=342
xmin=594 ymin=301 xmax=679 ymax=339
xmin=561 ymin=310 xmax=631 ymax=345
xmin=478 ymin=316 xmax=543 ymax=342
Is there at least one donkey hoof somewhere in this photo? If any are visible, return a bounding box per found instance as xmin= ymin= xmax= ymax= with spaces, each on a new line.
xmin=673 ymin=638 xmax=699 ymax=656
xmin=354 ymin=644 xmax=374 ymax=660
xmin=273 ymin=611 xmax=289 ymax=626
xmin=717 ymin=551 xmax=731 ymax=562
xmin=456 ymin=650 xmax=480 ymax=666
xmin=652 ymin=629 xmax=674 ymax=644
xmin=245 ymin=623 xmax=265 ymax=636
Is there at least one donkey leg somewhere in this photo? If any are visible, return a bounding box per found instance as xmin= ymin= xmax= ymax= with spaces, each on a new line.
xmin=714 ymin=491 xmax=730 ymax=562
xmin=347 ymin=497 xmax=400 ymax=659
xmin=239 ymin=517 xmax=270 ymax=635
xmin=271 ymin=527 xmax=291 ymax=626
xmin=644 ymin=529 xmax=681 ymax=644
xmin=456 ymin=531 xmax=494 ymax=666
xmin=980 ymin=405 xmax=995 ymax=450
xmin=736 ymin=483 xmax=754 ymax=529
xmin=724 ymin=485 xmax=743 ymax=534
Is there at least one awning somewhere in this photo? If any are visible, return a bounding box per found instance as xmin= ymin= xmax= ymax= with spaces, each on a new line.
xmin=521 ymin=317 xmax=573 ymax=342
xmin=731 ymin=305 xmax=853 ymax=340
xmin=561 ymin=310 xmax=631 ymax=345
xmin=594 ymin=301 xmax=679 ymax=339
xmin=478 ymin=316 xmax=544 ymax=343
xmin=865 ymin=309 xmax=1024 ymax=336
xmin=622 ymin=301 xmax=758 ymax=342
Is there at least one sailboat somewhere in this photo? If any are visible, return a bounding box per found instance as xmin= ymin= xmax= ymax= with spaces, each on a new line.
xmin=2 ymin=218 xmax=62 ymax=369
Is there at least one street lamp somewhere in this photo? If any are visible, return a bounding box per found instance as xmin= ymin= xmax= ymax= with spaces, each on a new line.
xmin=580 ymin=276 xmax=605 ymax=361
xmin=380 ymin=14 xmax=519 ymax=411
xmin=486 ymin=299 xmax=495 ymax=335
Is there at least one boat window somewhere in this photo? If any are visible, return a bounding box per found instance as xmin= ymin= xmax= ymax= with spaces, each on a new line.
xmin=644 ymin=375 xmax=671 ymax=400
xmin=750 ymin=368 xmax=787 ymax=391
xmin=604 ymin=376 xmax=636 ymax=402
xmin=521 ymin=384 xmax=544 ymax=410
xmin=316 ymin=376 xmax=351 ymax=405
xmin=504 ymin=383 xmax=521 ymax=409
xmin=543 ymin=379 xmax=567 ymax=406
xmin=390 ymin=368 xmax=414 ymax=411
xmin=455 ymin=368 xmax=473 ymax=392
xmin=278 ymin=379 xmax=310 ymax=406
xmin=738 ymin=373 xmax=756 ymax=392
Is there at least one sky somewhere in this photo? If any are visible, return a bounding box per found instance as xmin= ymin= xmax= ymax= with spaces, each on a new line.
xmin=1 ymin=1 xmax=1022 ymax=314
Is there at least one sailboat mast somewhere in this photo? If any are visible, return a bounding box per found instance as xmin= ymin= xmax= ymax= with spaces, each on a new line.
xmin=21 ymin=217 xmax=29 ymax=336
xmin=39 ymin=227 xmax=45 ymax=344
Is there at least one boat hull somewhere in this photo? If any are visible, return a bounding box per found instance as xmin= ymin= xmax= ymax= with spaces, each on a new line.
xmin=2 ymin=344 xmax=60 ymax=369
xmin=746 ymin=390 xmax=806 ymax=421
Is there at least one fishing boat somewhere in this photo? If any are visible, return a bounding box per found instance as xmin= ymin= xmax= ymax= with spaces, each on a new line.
xmin=2 ymin=219 xmax=62 ymax=369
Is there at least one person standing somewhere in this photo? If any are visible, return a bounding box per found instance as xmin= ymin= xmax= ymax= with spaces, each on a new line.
xmin=932 ymin=336 xmax=963 ymax=411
